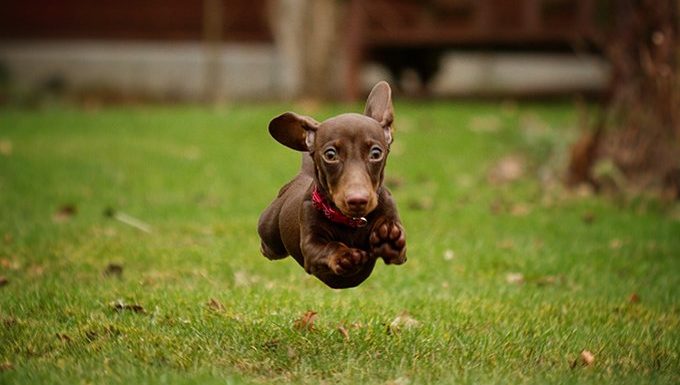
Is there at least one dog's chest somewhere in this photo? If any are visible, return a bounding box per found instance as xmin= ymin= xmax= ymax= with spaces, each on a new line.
xmin=328 ymin=225 xmax=372 ymax=250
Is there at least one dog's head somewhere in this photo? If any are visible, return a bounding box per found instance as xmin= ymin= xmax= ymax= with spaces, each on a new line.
xmin=269 ymin=81 xmax=394 ymax=218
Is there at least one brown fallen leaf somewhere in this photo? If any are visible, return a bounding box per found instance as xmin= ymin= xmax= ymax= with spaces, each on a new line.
xmin=337 ymin=325 xmax=350 ymax=341
xmin=629 ymin=293 xmax=640 ymax=303
xmin=110 ymin=299 xmax=146 ymax=314
xmin=488 ymin=155 xmax=525 ymax=185
xmin=293 ymin=310 xmax=317 ymax=331
xmin=0 ymin=361 xmax=13 ymax=372
xmin=388 ymin=311 xmax=420 ymax=333
xmin=571 ymin=350 xmax=595 ymax=368
xmin=53 ymin=204 xmax=77 ymax=223
xmin=0 ymin=276 xmax=8 ymax=287
xmin=582 ymin=211 xmax=595 ymax=224
xmin=207 ymin=298 xmax=224 ymax=312
xmin=580 ymin=350 xmax=595 ymax=366
xmin=103 ymin=263 xmax=123 ymax=278
xmin=2 ymin=316 xmax=17 ymax=328
xmin=56 ymin=333 xmax=72 ymax=342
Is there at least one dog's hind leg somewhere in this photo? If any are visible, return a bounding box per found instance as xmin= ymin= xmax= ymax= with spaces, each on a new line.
xmin=257 ymin=201 xmax=289 ymax=260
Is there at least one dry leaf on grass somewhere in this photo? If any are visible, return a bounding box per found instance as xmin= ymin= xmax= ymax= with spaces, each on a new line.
xmin=337 ymin=325 xmax=350 ymax=341
xmin=571 ymin=350 xmax=595 ymax=368
xmin=53 ymin=204 xmax=77 ymax=223
xmin=110 ymin=299 xmax=146 ymax=314
xmin=103 ymin=263 xmax=123 ymax=278
xmin=488 ymin=155 xmax=525 ymax=185
xmin=207 ymin=298 xmax=224 ymax=312
xmin=582 ymin=211 xmax=596 ymax=224
xmin=293 ymin=310 xmax=317 ymax=331
xmin=628 ymin=293 xmax=640 ymax=303
xmin=0 ymin=276 xmax=8 ymax=287
xmin=505 ymin=272 xmax=525 ymax=285
xmin=580 ymin=350 xmax=595 ymax=366
xmin=0 ymin=361 xmax=13 ymax=372
xmin=56 ymin=333 xmax=72 ymax=342
xmin=388 ymin=311 xmax=420 ymax=333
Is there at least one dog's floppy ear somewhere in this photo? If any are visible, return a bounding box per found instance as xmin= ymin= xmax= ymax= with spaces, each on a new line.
xmin=268 ymin=112 xmax=320 ymax=151
xmin=364 ymin=81 xmax=394 ymax=144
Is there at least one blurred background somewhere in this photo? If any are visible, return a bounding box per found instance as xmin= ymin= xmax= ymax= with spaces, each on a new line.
xmin=0 ymin=0 xmax=677 ymax=193
xmin=0 ymin=0 xmax=612 ymax=102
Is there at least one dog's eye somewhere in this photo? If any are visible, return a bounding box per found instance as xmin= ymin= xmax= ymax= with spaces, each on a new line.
xmin=369 ymin=146 xmax=383 ymax=161
xmin=323 ymin=148 xmax=338 ymax=162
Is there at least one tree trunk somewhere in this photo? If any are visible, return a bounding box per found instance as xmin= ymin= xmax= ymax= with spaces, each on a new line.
xmin=568 ymin=0 xmax=680 ymax=197
xmin=268 ymin=0 xmax=341 ymax=100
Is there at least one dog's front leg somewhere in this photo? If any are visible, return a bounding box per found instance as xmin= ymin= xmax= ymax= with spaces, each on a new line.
xmin=302 ymin=238 xmax=370 ymax=277
xmin=299 ymin=201 xmax=372 ymax=280
xmin=369 ymin=190 xmax=407 ymax=265
xmin=369 ymin=219 xmax=406 ymax=264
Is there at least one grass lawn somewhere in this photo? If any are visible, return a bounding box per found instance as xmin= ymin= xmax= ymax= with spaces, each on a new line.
xmin=0 ymin=101 xmax=678 ymax=384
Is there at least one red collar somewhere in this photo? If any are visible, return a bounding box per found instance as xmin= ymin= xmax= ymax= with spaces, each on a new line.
xmin=311 ymin=185 xmax=368 ymax=228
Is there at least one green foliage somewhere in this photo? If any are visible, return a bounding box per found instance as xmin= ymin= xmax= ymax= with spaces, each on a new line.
xmin=0 ymin=102 xmax=678 ymax=384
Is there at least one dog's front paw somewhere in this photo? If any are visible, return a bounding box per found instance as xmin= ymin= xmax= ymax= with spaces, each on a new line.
xmin=329 ymin=246 xmax=370 ymax=276
xmin=370 ymin=221 xmax=406 ymax=265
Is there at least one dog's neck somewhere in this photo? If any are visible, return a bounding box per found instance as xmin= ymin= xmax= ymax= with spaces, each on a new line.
xmin=311 ymin=185 xmax=368 ymax=228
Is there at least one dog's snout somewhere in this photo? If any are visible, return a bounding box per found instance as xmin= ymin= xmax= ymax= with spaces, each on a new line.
xmin=345 ymin=192 xmax=369 ymax=212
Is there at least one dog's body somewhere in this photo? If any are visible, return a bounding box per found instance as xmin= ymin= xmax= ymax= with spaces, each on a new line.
xmin=258 ymin=82 xmax=406 ymax=288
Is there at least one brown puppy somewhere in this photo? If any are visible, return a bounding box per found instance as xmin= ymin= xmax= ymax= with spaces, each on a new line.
xmin=257 ymin=81 xmax=406 ymax=288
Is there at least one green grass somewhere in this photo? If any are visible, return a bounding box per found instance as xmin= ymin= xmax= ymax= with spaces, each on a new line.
xmin=0 ymin=101 xmax=678 ymax=385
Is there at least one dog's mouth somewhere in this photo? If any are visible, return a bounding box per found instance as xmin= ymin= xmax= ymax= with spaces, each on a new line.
xmin=334 ymin=197 xmax=378 ymax=219
xmin=341 ymin=207 xmax=369 ymax=219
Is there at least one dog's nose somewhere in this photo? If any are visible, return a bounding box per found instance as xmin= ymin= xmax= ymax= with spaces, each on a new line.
xmin=346 ymin=193 xmax=369 ymax=212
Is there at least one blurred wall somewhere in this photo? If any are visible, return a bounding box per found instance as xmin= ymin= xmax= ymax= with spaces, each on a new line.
xmin=0 ymin=0 xmax=610 ymax=101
